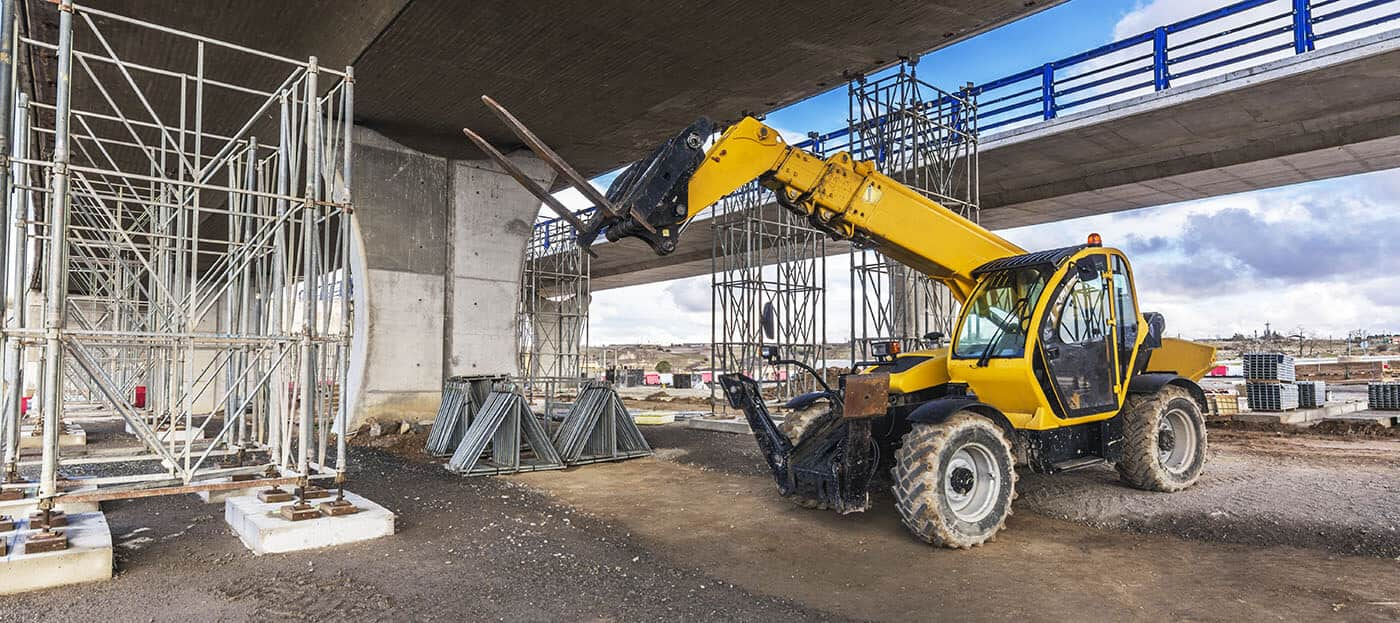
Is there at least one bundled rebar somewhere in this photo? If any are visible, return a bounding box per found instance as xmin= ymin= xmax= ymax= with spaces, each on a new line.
xmin=552 ymin=381 xmax=652 ymax=465
xmin=1368 ymin=382 xmax=1400 ymax=410
xmin=445 ymin=383 xmax=563 ymax=476
xmin=425 ymin=376 xmax=499 ymax=456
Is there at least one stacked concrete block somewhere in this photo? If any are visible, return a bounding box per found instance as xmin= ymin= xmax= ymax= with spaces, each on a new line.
xmin=1243 ymin=352 xmax=1298 ymax=412
xmin=1368 ymin=382 xmax=1400 ymax=410
xmin=1296 ymin=381 xmax=1326 ymax=409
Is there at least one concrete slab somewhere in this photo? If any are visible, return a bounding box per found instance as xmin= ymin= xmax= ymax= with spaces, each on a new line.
xmin=18 ymin=424 xmax=86 ymax=448
xmin=1322 ymin=412 xmax=1394 ymax=428
xmin=0 ymin=511 xmax=113 ymax=595
xmin=1235 ymin=400 xmax=1367 ymax=426
xmin=224 ymin=490 xmax=394 ymax=555
xmin=688 ymin=417 xmax=760 ymax=434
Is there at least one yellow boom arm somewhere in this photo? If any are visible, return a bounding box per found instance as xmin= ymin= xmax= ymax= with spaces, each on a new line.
xmin=686 ymin=117 xmax=1023 ymax=302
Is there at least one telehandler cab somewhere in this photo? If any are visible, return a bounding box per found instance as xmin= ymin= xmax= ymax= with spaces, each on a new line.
xmin=468 ymin=103 xmax=1217 ymax=548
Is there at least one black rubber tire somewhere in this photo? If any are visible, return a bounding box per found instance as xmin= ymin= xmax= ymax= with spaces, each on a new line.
xmin=1116 ymin=385 xmax=1207 ymax=492
xmin=891 ymin=414 xmax=1016 ymax=548
xmin=780 ymin=399 xmax=837 ymax=445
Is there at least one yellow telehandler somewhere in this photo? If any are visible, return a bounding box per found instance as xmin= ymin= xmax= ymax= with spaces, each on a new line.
xmin=471 ymin=107 xmax=1217 ymax=548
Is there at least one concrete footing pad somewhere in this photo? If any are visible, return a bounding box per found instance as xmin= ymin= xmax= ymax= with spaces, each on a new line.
xmin=195 ymin=478 xmax=263 ymax=504
xmin=154 ymin=427 xmax=206 ymax=443
xmin=0 ymin=496 xmax=100 ymax=517
xmin=18 ymin=423 xmax=87 ymax=448
xmin=224 ymin=490 xmax=394 ymax=555
xmin=0 ymin=511 xmax=113 ymax=595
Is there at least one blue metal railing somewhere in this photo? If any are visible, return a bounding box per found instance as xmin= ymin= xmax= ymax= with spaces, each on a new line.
xmin=798 ymin=0 xmax=1400 ymax=145
xmin=539 ymin=0 xmax=1400 ymax=231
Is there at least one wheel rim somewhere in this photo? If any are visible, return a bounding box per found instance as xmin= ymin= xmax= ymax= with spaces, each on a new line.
xmin=1158 ymin=407 xmax=1197 ymax=475
xmin=943 ymin=441 xmax=1000 ymax=523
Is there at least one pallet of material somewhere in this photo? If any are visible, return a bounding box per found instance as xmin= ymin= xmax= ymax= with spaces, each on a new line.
xmin=1368 ymin=382 xmax=1400 ymax=410
xmin=1246 ymin=381 xmax=1298 ymax=411
xmin=1296 ymin=381 xmax=1326 ymax=409
xmin=1243 ymin=352 xmax=1295 ymax=382
xmin=633 ymin=411 xmax=676 ymax=425
xmin=1206 ymin=394 xmax=1239 ymax=419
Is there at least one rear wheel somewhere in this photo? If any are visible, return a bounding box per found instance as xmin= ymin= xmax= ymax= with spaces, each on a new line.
xmin=892 ymin=414 xmax=1016 ymax=548
xmin=1117 ymin=385 xmax=1207 ymax=492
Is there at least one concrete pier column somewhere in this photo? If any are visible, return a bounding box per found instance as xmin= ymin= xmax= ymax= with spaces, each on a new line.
xmin=346 ymin=127 xmax=552 ymax=428
xmin=445 ymin=158 xmax=554 ymax=378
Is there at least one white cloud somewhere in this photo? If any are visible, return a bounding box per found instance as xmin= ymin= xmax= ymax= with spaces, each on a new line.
xmin=591 ymin=168 xmax=1400 ymax=344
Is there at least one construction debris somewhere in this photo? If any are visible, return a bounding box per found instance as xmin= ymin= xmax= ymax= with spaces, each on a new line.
xmin=445 ymin=384 xmax=565 ymax=476
xmin=426 ymin=376 xmax=502 ymax=456
xmin=553 ymin=382 xmax=653 ymax=465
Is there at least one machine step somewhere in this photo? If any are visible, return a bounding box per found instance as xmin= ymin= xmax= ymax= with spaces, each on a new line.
xmin=1051 ymin=457 xmax=1107 ymax=473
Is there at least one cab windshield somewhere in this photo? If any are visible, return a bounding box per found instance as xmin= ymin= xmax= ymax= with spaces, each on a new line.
xmin=953 ymin=267 xmax=1050 ymax=360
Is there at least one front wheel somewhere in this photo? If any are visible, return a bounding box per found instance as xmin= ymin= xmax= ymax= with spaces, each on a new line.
xmin=1116 ymin=385 xmax=1207 ymax=492
xmin=892 ymin=414 xmax=1016 ymax=548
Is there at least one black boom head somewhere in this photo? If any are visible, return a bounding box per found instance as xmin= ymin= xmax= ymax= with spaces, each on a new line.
xmin=577 ymin=117 xmax=714 ymax=255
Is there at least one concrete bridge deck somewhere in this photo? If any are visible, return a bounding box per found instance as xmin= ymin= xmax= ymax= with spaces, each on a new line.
xmin=591 ymin=28 xmax=1400 ymax=290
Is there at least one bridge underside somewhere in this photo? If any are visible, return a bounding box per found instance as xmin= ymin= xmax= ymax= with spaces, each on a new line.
xmin=31 ymin=0 xmax=1062 ymax=176
xmin=593 ymin=29 xmax=1400 ymax=291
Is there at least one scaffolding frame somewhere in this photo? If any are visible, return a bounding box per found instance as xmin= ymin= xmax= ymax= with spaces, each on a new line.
xmin=710 ymin=181 xmax=826 ymax=414
xmin=0 ymin=0 xmax=355 ymax=503
xmin=846 ymin=61 xmax=979 ymax=361
xmin=518 ymin=216 xmax=589 ymax=417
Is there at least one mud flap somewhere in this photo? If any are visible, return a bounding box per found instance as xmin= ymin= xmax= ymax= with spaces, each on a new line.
xmin=718 ymin=373 xmax=873 ymax=513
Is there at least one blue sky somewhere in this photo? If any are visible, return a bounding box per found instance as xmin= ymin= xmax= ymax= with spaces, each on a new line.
xmin=584 ymin=0 xmax=1400 ymax=344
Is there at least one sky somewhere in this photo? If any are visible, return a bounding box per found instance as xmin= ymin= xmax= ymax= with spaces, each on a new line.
xmin=577 ymin=0 xmax=1400 ymax=345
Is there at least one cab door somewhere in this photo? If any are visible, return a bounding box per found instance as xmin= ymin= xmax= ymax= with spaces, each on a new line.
xmin=1038 ymin=253 xmax=1118 ymax=417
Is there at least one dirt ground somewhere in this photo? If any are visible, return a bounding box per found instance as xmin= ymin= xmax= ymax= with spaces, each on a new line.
xmin=5 ymin=424 xmax=1399 ymax=622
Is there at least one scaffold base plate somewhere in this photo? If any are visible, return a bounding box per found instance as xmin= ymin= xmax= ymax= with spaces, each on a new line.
xmin=318 ymin=498 xmax=359 ymax=517
xmin=225 ymin=490 xmax=393 ymax=555
xmin=0 ymin=511 xmax=112 ymax=595
xmin=19 ymin=424 xmax=87 ymax=448
xmin=256 ymin=488 xmax=294 ymax=503
xmin=28 ymin=510 xmax=66 ymax=528
xmin=294 ymin=485 xmax=332 ymax=500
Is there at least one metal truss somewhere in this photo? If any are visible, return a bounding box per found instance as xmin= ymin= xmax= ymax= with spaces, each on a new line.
xmin=518 ymin=215 xmax=589 ymax=417
xmin=0 ymin=0 xmax=355 ymax=504
xmin=710 ymin=180 xmax=826 ymax=414
xmin=846 ymin=60 xmax=979 ymax=361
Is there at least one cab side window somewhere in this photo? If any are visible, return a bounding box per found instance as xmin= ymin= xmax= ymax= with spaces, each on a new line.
xmin=1054 ymin=270 xmax=1109 ymax=345
xmin=1111 ymin=256 xmax=1138 ymax=377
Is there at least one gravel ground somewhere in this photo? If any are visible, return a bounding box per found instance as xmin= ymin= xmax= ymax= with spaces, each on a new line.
xmin=5 ymin=421 xmax=1398 ymax=621
xmin=642 ymin=423 xmax=1400 ymax=557
xmin=4 ymin=441 xmax=847 ymax=622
